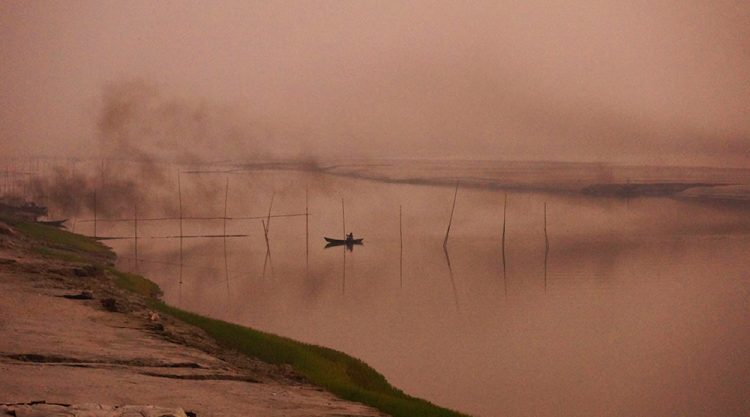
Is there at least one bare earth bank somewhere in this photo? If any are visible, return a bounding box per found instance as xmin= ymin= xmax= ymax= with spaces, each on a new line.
xmin=0 ymin=221 xmax=387 ymax=417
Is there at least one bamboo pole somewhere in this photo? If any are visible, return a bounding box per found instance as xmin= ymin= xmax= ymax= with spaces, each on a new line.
xmin=443 ymin=181 xmax=459 ymax=247
xmin=223 ymin=177 xmax=230 ymax=292
xmin=261 ymin=219 xmax=271 ymax=253
xmin=133 ymin=203 xmax=138 ymax=271
xmin=341 ymin=198 xmax=346 ymax=294
xmin=544 ymin=201 xmax=549 ymax=250
xmin=177 ymin=171 xmax=183 ymax=284
xmin=14 ymin=164 xmax=18 ymax=197
xmin=6 ymin=161 xmax=11 ymax=197
xmin=502 ymin=193 xmax=507 ymax=296
xmin=93 ymin=190 xmax=97 ymax=238
xmin=100 ymin=159 xmax=106 ymax=189
xmin=544 ymin=201 xmax=549 ymax=294
xmin=341 ymin=198 xmax=346 ymax=238
xmin=261 ymin=219 xmax=273 ymax=279
xmin=26 ymin=159 xmax=30 ymax=200
xmin=260 ymin=193 xmax=275 ymax=279
xmin=223 ymin=177 xmax=229 ymax=241
xmin=22 ymin=160 xmax=27 ymax=200
xmin=34 ymin=158 xmax=40 ymax=201
xmin=305 ymin=186 xmax=309 ymax=276
xmin=13 ymin=167 xmax=18 ymax=198
xmin=399 ymin=204 xmax=403 ymax=288
xmin=89 ymin=233 xmax=251 ymax=240
xmin=37 ymin=161 xmax=44 ymax=206
xmin=502 ymin=193 xmax=507 ymax=252
xmin=75 ymin=213 xmax=306 ymax=223
xmin=262 ymin=193 xmax=275 ymax=279
xmin=266 ymin=192 xmax=275 ymax=232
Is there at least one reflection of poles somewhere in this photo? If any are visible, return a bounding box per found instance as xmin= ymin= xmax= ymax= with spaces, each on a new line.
xmin=37 ymin=161 xmax=44 ymax=207
xmin=342 ymin=240 xmax=346 ymax=295
xmin=502 ymin=193 xmax=507 ymax=296
xmin=5 ymin=161 xmax=10 ymax=197
xmin=34 ymin=158 xmax=40 ymax=202
xmin=177 ymin=171 xmax=183 ymax=287
xmin=341 ymin=198 xmax=346 ymax=294
xmin=261 ymin=193 xmax=275 ymax=279
xmin=100 ymin=159 xmax=106 ymax=189
xmin=223 ymin=177 xmax=230 ymax=294
xmin=544 ymin=201 xmax=549 ymax=293
xmin=443 ymin=245 xmax=459 ymax=310
xmin=133 ymin=203 xmax=138 ymax=272
xmin=399 ymin=205 xmax=403 ymax=288
xmin=261 ymin=220 xmax=270 ymax=278
xmin=305 ymin=186 xmax=309 ymax=277
xmin=21 ymin=160 xmax=27 ymax=200
xmin=93 ymin=190 xmax=97 ymax=238
xmin=444 ymin=181 xmax=459 ymax=247
xmin=544 ymin=201 xmax=549 ymax=250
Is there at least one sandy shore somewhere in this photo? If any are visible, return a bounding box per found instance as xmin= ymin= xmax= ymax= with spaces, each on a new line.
xmin=0 ymin=219 xmax=386 ymax=417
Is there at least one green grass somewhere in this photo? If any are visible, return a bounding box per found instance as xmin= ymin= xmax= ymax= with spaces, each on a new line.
xmin=153 ymin=302 xmax=470 ymax=417
xmin=109 ymin=268 xmax=162 ymax=299
xmin=32 ymin=246 xmax=92 ymax=264
xmin=2 ymin=215 xmax=114 ymax=263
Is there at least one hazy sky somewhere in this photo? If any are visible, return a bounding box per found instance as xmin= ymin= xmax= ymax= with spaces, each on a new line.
xmin=1 ymin=1 xmax=748 ymax=166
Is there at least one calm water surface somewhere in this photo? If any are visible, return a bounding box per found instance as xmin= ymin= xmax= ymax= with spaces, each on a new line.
xmin=94 ymin=169 xmax=750 ymax=417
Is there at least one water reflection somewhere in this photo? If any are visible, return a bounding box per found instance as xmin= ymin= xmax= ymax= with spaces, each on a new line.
xmin=544 ymin=201 xmax=549 ymax=293
xmin=502 ymin=193 xmax=508 ymax=296
xmin=323 ymin=238 xmax=363 ymax=295
xmin=87 ymin=169 xmax=750 ymax=417
xmin=442 ymin=245 xmax=460 ymax=310
xmin=261 ymin=192 xmax=275 ymax=279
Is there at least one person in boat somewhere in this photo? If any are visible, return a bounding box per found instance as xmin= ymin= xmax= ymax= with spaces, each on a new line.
xmin=346 ymin=232 xmax=354 ymax=242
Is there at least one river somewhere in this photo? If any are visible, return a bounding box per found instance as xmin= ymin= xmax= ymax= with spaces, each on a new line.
xmin=82 ymin=161 xmax=750 ymax=417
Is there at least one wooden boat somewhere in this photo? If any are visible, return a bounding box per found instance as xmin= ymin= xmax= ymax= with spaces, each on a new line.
xmin=324 ymin=237 xmax=363 ymax=245
xmin=0 ymin=201 xmax=48 ymax=220
xmin=37 ymin=219 xmax=67 ymax=228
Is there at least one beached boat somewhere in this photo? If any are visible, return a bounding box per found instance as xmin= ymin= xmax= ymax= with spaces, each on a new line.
xmin=37 ymin=219 xmax=67 ymax=228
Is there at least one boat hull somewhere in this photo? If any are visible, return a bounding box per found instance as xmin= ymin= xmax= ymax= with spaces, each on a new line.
xmin=324 ymin=237 xmax=364 ymax=244
xmin=37 ymin=219 xmax=67 ymax=228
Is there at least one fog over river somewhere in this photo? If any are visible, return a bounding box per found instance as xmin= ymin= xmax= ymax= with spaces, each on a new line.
xmin=61 ymin=161 xmax=749 ymax=417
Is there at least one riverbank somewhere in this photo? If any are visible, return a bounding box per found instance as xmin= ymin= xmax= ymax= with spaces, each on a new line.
xmin=0 ymin=214 xmax=467 ymax=417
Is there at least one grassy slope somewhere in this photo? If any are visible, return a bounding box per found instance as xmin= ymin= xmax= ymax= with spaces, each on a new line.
xmin=2 ymin=215 xmax=114 ymax=264
xmin=155 ymin=303 xmax=468 ymax=417
xmin=6 ymin=216 xmax=470 ymax=417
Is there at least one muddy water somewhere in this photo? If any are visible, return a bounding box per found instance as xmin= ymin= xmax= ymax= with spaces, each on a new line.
xmin=97 ymin=169 xmax=750 ymax=417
